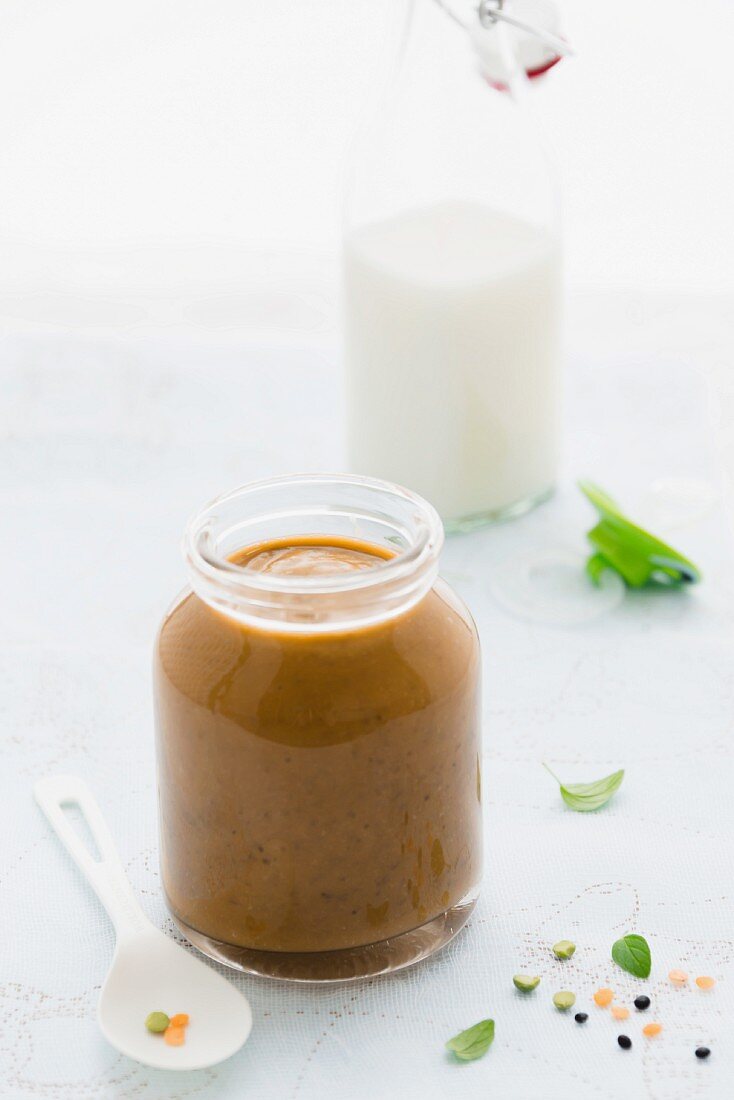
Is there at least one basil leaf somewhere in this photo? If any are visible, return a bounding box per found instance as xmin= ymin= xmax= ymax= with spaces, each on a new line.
xmin=560 ymin=770 xmax=625 ymax=812
xmin=611 ymin=934 xmax=651 ymax=979
xmin=446 ymin=1019 xmax=495 ymax=1061
xmin=543 ymin=764 xmax=624 ymax=812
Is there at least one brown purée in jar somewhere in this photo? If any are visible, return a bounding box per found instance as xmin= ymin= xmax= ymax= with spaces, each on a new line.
xmin=154 ymin=536 xmax=481 ymax=957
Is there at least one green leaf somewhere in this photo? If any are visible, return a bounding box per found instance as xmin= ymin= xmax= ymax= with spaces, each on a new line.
xmin=611 ymin=934 xmax=651 ymax=979
xmin=578 ymin=480 xmax=626 ymax=521
xmin=446 ymin=1019 xmax=495 ymax=1061
xmin=578 ymin=479 xmax=701 ymax=588
xmin=543 ymin=763 xmax=624 ymax=812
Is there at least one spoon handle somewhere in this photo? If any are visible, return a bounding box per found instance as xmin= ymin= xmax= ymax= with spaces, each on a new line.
xmin=35 ymin=774 xmax=151 ymax=941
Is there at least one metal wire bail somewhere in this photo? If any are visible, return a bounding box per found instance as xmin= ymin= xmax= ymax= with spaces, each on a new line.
xmin=435 ymin=0 xmax=574 ymax=58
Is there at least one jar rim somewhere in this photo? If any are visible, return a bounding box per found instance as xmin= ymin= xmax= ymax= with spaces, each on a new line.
xmin=182 ymin=474 xmax=444 ymax=630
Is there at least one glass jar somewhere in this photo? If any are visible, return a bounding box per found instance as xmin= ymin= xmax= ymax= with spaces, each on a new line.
xmin=343 ymin=0 xmax=562 ymax=532
xmin=154 ymin=474 xmax=482 ymax=981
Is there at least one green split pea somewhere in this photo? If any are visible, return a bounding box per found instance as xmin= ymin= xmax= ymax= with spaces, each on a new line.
xmin=145 ymin=1011 xmax=170 ymax=1033
xmin=513 ymin=974 xmax=541 ymax=992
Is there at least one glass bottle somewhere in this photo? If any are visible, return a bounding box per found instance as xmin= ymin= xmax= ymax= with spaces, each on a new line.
xmin=154 ymin=474 xmax=482 ymax=981
xmin=343 ymin=0 xmax=562 ymax=532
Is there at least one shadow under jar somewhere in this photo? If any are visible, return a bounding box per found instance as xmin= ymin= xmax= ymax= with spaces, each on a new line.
xmin=154 ymin=475 xmax=482 ymax=981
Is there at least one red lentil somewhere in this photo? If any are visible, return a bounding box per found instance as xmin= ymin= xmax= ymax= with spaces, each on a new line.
xmin=164 ymin=1026 xmax=186 ymax=1047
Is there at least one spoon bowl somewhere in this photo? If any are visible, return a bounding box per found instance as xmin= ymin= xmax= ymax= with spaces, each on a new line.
xmin=99 ymin=926 xmax=252 ymax=1070
xmin=35 ymin=775 xmax=252 ymax=1070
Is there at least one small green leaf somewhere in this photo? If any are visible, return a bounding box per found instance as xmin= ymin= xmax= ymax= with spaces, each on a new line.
xmin=552 ymin=940 xmax=576 ymax=960
xmin=553 ymin=991 xmax=576 ymax=1011
xmin=560 ymin=770 xmax=625 ymax=812
xmin=543 ymin=763 xmax=624 ymax=812
xmin=612 ymin=934 xmax=651 ymax=979
xmin=513 ymin=974 xmax=540 ymax=992
xmin=446 ymin=1019 xmax=495 ymax=1061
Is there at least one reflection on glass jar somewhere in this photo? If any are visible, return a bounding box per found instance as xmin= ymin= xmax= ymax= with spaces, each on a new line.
xmin=154 ymin=475 xmax=482 ymax=980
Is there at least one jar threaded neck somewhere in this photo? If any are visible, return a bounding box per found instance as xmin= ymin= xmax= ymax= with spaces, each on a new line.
xmin=184 ymin=474 xmax=444 ymax=633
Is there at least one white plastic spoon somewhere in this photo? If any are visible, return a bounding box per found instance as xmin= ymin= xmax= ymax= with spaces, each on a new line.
xmin=34 ymin=775 xmax=252 ymax=1071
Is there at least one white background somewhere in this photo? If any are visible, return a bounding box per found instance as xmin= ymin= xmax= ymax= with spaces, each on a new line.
xmin=1 ymin=3 xmax=734 ymax=1100
xmin=0 ymin=0 xmax=733 ymax=295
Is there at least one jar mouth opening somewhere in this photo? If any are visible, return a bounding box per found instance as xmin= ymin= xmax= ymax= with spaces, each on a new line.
xmin=184 ymin=474 xmax=444 ymax=599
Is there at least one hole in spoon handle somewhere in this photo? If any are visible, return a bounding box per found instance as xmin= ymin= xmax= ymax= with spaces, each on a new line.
xmin=34 ymin=774 xmax=150 ymax=939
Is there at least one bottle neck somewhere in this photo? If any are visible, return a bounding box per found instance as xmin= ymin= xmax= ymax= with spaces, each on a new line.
xmin=344 ymin=0 xmax=558 ymax=237
xmin=183 ymin=475 xmax=444 ymax=634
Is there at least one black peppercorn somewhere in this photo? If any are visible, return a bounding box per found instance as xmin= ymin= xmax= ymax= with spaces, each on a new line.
xmin=634 ymin=995 xmax=651 ymax=1011
xmin=574 ymin=1013 xmax=588 ymax=1023
xmin=695 ymin=1047 xmax=711 ymax=1060
xmin=618 ymin=1035 xmax=632 ymax=1050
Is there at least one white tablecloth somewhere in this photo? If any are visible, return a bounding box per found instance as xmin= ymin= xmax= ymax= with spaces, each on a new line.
xmin=1 ymin=290 xmax=733 ymax=1099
